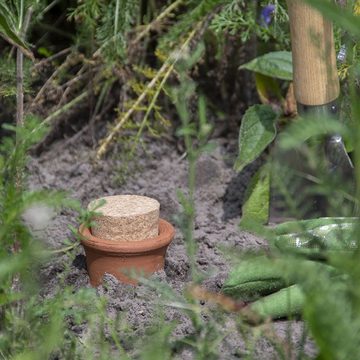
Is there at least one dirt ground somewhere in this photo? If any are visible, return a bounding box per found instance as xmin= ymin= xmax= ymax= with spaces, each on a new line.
xmin=27 ymin=133 xmax=316 ymax=359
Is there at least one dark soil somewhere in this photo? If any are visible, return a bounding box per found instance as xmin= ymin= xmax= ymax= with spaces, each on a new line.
xmin=28 ymin=133 xmax=316 ymax=359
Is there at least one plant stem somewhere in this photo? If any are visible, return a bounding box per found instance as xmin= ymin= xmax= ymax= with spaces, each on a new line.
xmin=13 ymin=46 xmax=24 ymax=256
xmin=34 ymin=47 xmax=71 ymax=69
xmin=96 ymin=27 xmax=198 ymax=159
xmin=31 ymin=52 xmax=81 ymax=107
xmin=114 ymin=0 xmax=120 ymax=37
xmin=134 ymin=0 xmax=184 ymax=43
xmin=16 ymin=48 xmax=24 ymax=130
xmin=129 ymin=54 xmax=176 ymax=157
xmin=42 ymin=90 xmax=89 ymax=125
xmin=15 ymin=47 xmax=24 ymax=192
xmin=19 ymin=0 xmax=24 ymax=31
xmin=29 ymin=90 xmax=89 ymax=137
xmin=186 ymin=156 xmax=197 ymax=280
xmin=12 ymin=3 xmax=32 ymax=283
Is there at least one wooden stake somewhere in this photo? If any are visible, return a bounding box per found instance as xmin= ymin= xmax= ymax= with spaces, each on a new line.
xmin=287 ymin=0 xmax=340 ymax=105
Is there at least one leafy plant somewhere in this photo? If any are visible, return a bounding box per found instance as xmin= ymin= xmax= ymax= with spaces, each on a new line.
xmin=171 ymin=43 xmax=214 ymax=282
xmin=234 ymin=53 xmax=292 ymax=225
xmin=210 ymin=0 xmax=289 ymax=46
xmin=68 ymin=0 xmax=139 ymax=61
xmin=240 ymin=51 xmax=293 ymax=81
xmin=0 ymin=2 xmax=33 ymax=59
xmin=0 ymin=117 xmax=89 ymax=358
xmin=223 ymin=2 xmax=360 ymax=359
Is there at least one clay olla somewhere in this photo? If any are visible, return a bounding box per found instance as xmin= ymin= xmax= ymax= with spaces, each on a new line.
xmin=80 ymin=194 xmax=174 ymax=286
xmin=88 ymin=195 xmax=160 ymax=241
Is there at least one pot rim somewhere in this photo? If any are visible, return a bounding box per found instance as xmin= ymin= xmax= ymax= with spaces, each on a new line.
xmin=79 ymin=218 xmax=175 ymax=254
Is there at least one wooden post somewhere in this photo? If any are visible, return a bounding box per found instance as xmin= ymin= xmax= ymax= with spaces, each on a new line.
xmin=286 ymin=0 xmax=340 ymax=105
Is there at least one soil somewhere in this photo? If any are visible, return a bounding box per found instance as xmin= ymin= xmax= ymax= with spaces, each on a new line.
xmin=27 ymin=133 xmax=317 ymax=359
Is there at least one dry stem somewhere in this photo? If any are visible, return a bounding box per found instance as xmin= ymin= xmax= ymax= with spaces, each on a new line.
xmin=96 ymin=27 xmax=198 ymax=159
xmin=133 ymin=0 xmax=184 ymax=44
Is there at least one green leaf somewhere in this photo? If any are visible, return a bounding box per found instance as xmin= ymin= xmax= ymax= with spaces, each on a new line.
xmin=274 ymin=217 xmax=358 ymax=252
xmin=255 ymin=73 xmax=283 ymax=106
xmin=274 ymin=217 xmax=357 ymax=236
xmin=0 ymin=4 xmax=33 ymax=59
xmin=249 ymin=284 xmax=304 ymax=320
xmin=37 ymin=47 xmax=52 ymax=58
xmin=223 ymin=257 xmax=290 ymax=301
xmin=240 ymin=165 xmax=270 ymax=226
xmin=235 ymin=104 xmax=278 ymax=172
xmin=240 ymin=51 xmax=293 ymax=81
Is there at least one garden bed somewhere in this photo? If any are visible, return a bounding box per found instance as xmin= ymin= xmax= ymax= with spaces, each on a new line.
xmin=28 ymin=133 xmax=316 ymax=358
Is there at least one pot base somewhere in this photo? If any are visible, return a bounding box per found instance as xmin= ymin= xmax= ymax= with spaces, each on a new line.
xmin=79 ymin=219 xmax=175 ymax=286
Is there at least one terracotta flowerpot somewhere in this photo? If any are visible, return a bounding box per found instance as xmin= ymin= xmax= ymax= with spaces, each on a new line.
xmin=79 ymin=218 xmax=175 ymax=286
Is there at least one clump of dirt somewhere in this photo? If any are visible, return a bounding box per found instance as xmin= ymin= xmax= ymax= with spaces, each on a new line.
xmin=28 ymin=134 xmax=316 ymax=358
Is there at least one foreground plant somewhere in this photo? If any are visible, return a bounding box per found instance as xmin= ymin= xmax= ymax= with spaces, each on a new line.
xmin=222 ymin=1 xmax=360 ymax=358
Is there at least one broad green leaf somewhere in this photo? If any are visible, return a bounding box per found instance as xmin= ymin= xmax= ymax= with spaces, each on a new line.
xmin=235 ymin=104 xmax=278 ymax=173
xmin=240 ymin=165 xmax=270 ymax=226
xmin=274 ymin=217 xmax=358 ymax=252
xmin=249 ymin=284 xmax=304 ymax=320
xmin=223 ymin=257 xmax=290 ymax=301
xmin=255 ymin=73 xmax=283 ymax=106
xmin=240 ymin=51 xmax=293 ymax=81
xmin=274 ymin=217 xmax=358 ymax=235
xmin=223 ymin=256 xmax=336 ymax=303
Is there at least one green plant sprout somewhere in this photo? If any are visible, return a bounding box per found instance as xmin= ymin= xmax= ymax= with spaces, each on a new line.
xmin=171 ymin=43 xmax=214 ymax=283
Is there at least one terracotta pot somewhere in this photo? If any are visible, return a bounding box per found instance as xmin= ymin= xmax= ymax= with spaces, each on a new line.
xmin=79 ymin=219 xmax=175 ymax=286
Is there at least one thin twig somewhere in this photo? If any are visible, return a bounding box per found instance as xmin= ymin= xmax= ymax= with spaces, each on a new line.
xmin=60 ymin=67 xmax=90 ymax=90
xmin=15 ymin=6 xmax=33 ymax=186
xmin=62 ymin=124 xmax=89 ymax=147
xmin=58 ymin=66 xmax=88 ymax=107
xmin=15 ymin=5 xmax=33 ymax=129
xmin=30 ymin=53 xmax=80 ymax=107
xmin=34 ymin=47 xmax=71 ymax=68
xmin=92 ymin=0 xmax=183 ymax=59
xmin=16 ymin=50 xmax=24 ymax=129
xmin=22 ymin=7 xmax=33 ymax=34
xmin=30 ymin=90 xmax=89 ymax=138
xmin=38 ymin=0 xmax=61 ymax=18
xmin=14 ymin=48 xmax=24 ymax=196
xmin=134 ymin=0 xmax=184 ymax=43
xmin=130 ymin=55 xmax=176 ymax=156
xmin=42 ymin=90 xmax=89 ymax=125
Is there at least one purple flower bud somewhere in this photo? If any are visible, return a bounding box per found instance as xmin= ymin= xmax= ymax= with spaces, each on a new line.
xmin=260 ymin=4 xmax=276 ymax=27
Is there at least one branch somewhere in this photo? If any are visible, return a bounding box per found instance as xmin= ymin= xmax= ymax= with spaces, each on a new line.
xmin=96 ymin=27 xmax=198 ymax=159
xmin=133 ymin=0 xmax=184 ymax=44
